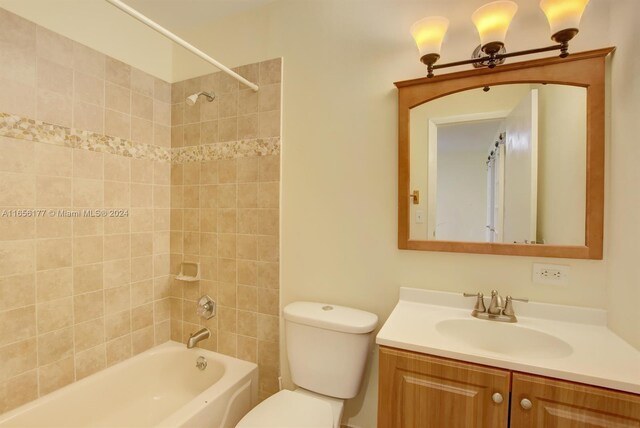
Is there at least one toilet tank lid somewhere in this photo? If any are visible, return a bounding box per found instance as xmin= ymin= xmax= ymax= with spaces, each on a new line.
xmin=284 ymin=302 xmax=378 ymax=334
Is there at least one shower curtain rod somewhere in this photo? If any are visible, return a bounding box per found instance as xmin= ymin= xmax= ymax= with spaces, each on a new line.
xmin=105 ymin=0 xmax=259 ymax=92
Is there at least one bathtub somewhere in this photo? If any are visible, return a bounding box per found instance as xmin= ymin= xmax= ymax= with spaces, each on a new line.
xmin=0 ymin=341 xmax=258 ymax=428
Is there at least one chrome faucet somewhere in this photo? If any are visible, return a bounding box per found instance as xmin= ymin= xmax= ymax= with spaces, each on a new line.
xmin=187 ymin=328 xmax=210 ymax=349
xmin=463 ymin=290 xmax=528 ymax=323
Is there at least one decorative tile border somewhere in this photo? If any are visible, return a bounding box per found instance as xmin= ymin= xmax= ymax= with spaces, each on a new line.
xmin=172 ymin=137 xmax=281 ymax=163
xmin=0 ymin=112 xmax=280 ymax=163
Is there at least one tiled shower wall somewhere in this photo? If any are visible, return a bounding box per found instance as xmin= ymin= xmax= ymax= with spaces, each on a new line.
xmin=0 ymin=9 xmax=173 ymax=413
xmin=169 ymin=59 xmax=282 ymax=401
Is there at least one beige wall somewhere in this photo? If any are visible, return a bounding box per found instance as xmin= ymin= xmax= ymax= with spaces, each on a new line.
xmin=0 ymin=9 xmax=172 ymax=414
xmin=168 ymin=59 xmax=282 ymax=401
xmin=606 ymin=0 xmax=640 ymax=350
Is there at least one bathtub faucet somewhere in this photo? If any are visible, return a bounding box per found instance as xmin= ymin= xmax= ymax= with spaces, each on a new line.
xmin=187 ymin=328 xmax=211 ymax=349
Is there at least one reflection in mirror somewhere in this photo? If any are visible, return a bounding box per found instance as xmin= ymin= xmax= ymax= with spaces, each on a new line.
xmin=409 ymin=84 xmax=586 ymax=246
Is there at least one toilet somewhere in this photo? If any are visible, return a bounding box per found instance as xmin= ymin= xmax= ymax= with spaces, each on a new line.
xmin=236 ymin=301 xmax=378 ymax=428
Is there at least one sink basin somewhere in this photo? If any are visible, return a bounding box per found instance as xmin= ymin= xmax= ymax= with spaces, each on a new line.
xmin=435 ymin=319 xmax=573 ymax=359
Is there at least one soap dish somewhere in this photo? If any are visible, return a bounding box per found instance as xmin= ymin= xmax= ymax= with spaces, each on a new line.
xmin=176 ymin=262 xmax=200 ymax=282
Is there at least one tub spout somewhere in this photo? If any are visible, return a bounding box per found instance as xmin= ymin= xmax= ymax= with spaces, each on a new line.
xmin=187 ymin=328 xmax=210 ymax=349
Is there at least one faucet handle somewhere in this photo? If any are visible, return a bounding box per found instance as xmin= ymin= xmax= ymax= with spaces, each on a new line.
xmin=463 ymin=292 xmax=486 ymax=313
xmin=503 ymin=296 xmax=528 ymax=317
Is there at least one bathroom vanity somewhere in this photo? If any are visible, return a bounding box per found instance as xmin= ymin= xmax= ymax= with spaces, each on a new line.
xmin=376 ymin=288 xmax=640 ymax=427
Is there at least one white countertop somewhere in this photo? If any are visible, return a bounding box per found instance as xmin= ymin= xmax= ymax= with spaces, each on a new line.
xmin=376 ymin=287 xmax=640 ymax=394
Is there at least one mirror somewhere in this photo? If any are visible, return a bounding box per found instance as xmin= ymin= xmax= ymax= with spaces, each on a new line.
xmin=396 ymin=48 xmax=613 ymax=259
xmin=409 ymin=84 xmax=586 ymax=246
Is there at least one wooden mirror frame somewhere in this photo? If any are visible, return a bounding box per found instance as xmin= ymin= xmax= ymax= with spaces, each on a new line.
xmin=396 ymin=47 xmax=614 ymax=259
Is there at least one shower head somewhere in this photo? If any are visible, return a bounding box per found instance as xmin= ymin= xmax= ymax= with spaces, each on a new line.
xmin=186 ymin=91 xmax=215 ymax=106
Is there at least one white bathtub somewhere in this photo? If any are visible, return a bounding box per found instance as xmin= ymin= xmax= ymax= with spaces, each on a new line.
xmin=0 ymin=341 xmax=258 ymax=428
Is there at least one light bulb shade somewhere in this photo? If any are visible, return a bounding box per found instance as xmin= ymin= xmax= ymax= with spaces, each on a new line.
xmin=472 ymin=1 xmax=518 ymax=48
xmin=540 ymin=0 xmax=589 ymax=37
xmin=410 ymin=16 xmax=450 ymax=59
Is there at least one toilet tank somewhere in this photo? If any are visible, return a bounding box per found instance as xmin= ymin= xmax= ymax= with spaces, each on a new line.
xmin=284 ymin=302 xmax=378 ymax=399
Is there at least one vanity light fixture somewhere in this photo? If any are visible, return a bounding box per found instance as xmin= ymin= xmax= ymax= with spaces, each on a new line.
xmin=411 ymin=0 xmax=590 ymax=78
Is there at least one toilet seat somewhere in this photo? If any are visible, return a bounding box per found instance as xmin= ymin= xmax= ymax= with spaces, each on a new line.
xmin=236 ymin=390 xmax=334 ymax=428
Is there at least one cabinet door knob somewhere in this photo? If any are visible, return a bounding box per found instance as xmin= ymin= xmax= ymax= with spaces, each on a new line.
xmin=520 ymin=398 xmax=533 ymax=410
xmin=492 ymin=392 xmax=504 ymax=404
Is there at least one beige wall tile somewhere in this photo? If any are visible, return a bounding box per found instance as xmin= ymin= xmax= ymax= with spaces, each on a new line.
xmin=73 ymin=263 xmax=103 ymax=295
xmin=73 ymin=71 xmax=104 ymax=106
xmin=73 ymin=101 xmax=104 ymax=134
xmin=73 ymin=216 xmax=103 ymax=236
xmin=237 ymin=235 xmax=257 ymax=260
xmin=218 ymin=72 xmax=239 ymax=94
xmin=105 ymin=82 xmax=131 ymax=114
xmin=73 ymin=149 xmax=103 ymax=179
xmin=36 ymin=27 xmax=73 ymax=67
xmin=257 ymin=314 xmax=279 ymax=342
xmin=0 ymin=338 xmax=37 ymax=382
xmin=35 ymin=213 xmax=72 ymax=239
xmin=75 ymin=344 xmax=105 ymax=380
xmin=0 ymin=212 xmax=35 ymax=241
xmin=74 ymin=317 xmax=104 ymax=353
xmin=258 ymin=182 xmax=279 ymax=208
xmin=37 ymin=327 xmax=73 ymax=366
xmin=36 ymin=238 xmax=72 ymax=271
xmin=106 ymin=334 xmax=131 ymax=367
xmin=37 ymin=297 xmax=73 ymax=334
xmin=105 ymin=58 xmax=130 ymax=89
xmin=131 ymin=69 xmax=154 ymax=97
xmin=73 ymin=236 xmax=103 ymax=266
xmin=218 ymin=331 xmax=237 ymax=357
xmin=35 ymin=143 xmax=72 ymax=177
xmin=0 ymin=172 xmax=34 ymax=207
xmin=237 ymin=335 xmax=257 ymax=363
xmin=73 ymin=44 xmax=105 ymax=79
xmin=154 ymin=100 xmax=171 ymax=126
xmin=131 ymin=117 xmax=153 ymax=145
xmin=36 ymin=176 xmax=71 ymax=207
xmin=238 ymin=90 xmax=258 ymax=115
xmin=257 ymin=236 xmax=279 ymax=262
xmin=0 ymin=305 xmax=36 ymax=347
xmin=154 ymin=298 xmax=170 ymax=322
xmin=130 ymin=159 xmax=154 ymax=184
xmin=238 ymin=114 xmax=259 ymax=140
xmin=104 ymin=154 xmax=130 ymax=182
xmin=131 ymin=256 xmax=152 ymax=283
xmin=183 ymin=101 xmax=200 ymax=125
xmin=37 ymin=268 xmax=72 ymax=303
xmin=131 ymin=303 xmax=153 ymax=331
xmin=258 ymin=110 xmax=280 ymax=138
xmin=237 ymin=183 xmax=257 ymax=208
xmin=200 ymin=120 xmax=218 ymax=145
xmin=258 ymin=84 xmax=281 ymax=112
xmin=73 ymin=178 xmax=104 ymax=208
xmin=103 ymin=259 xmax=130 ymax=289
xmin=0 ymin=274 xmax=35 ymax=312
xmin=131 ymin=183 xmax=152 ymax=207
xmin=238 ymin=309 xmax=257 ymax=338
xmin=36 ymin=89 xmax=72 ymax=127
xmin=171 ymin=81 xmax=184 ymax=104
xmin=103 ymin=234 xmax=130 ymax=261
xmin=154 ymin=124 xmax=171 ymax=147
xmin=218 ymin=92 xmax=238 ymax=118
xmin=237 ymin=285 xmax=257 ymax=311
xmin=154 ymin=79 xmax=171 ymax=103
xmin=105 ymin=310 xmax=131 ymax=340
xmin=259 ymin=59 xmax=282 ymax=85
xmin=183 ymin=123 xmax=201 ymax=146
xmin=218 ymin=117 xmax=237 ymax=142
xmin=1 ymin=369 xmax=38 ymax=414
xmin=0 ymin=78 xmax=36 ymax=118
xmin=257 ymin=288 xmax=278 ymax=315
xmin=38 ymin=356 xmax=74 ymax=395
xmin=105 ymin=109 xmax=131 ymax=140
xmin=0 ymin=14 xmax=36 ymax=84
xmin=171 ymin=104 xmax=183 ymax=126
xmin=37 ymin=58 xmax=72 ymax=98
xmin=105 ymin=285 xmax=130 ymax=315
xmin=258 ymin=208 xmax=279 ymax=236
xmin=0 ymin=137 xmax=34 ymax=174
xmin=104 ymin=181 xmax=130 ymax=208
xmin=238 ymin=209 xmax=258 ymax=235
xmin=154 ymin=320 xmax=171 ymax=345
xmin=132 ymin=325 xmax=154 ymax=355
xmin=131 ymin=92 xmax=153 ymax=120
xmin=131 ymin=279 xmax=153 ymax=306
xmin=200 ymin=162 xmax=218 ymax=185
xmin=73 ymin=290 xmax=104 ymax=323
xmin=0 ymin=240 xmax=35 ymax=277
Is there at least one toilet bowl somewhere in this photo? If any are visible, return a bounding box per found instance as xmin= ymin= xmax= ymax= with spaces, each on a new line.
xmin=235 ymin=389 xmax=342 ymax=428
xmin=235 ymin=301 xmax=378 ymax=428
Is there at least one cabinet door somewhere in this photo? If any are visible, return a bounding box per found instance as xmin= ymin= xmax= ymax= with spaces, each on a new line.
xmin=511 ymin=373 xmax=640 ymax=427
xmin=378 ymin=347 xmax=510 ymax=428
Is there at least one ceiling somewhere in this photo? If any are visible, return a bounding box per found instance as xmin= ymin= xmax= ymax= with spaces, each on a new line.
xmin=124 ymin=0 xmax=274 ymax=30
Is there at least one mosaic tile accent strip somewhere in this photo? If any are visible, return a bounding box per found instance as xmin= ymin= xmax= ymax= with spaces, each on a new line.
xmin=171 ymin=137 xmax=281 ymax=163
xmin=0 ymin=112 xmax=280 ymax=163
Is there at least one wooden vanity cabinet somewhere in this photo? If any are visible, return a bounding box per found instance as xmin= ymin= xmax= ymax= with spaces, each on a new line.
xmin=511 ymin=373 xmax=640 ymax=427
xmin=378 ymin=347 xmax=511 ymax=428
xmin=378 ymin=346 xmax=640 ymax=428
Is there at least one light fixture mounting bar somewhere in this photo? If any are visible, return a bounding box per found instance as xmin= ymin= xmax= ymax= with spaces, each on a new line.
xmin=428 ymin=43 xmax=566 ymax=78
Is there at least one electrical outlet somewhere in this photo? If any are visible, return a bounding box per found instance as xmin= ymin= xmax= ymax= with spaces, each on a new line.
xmin=532 ymin=263 xmax=570 ymax=285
